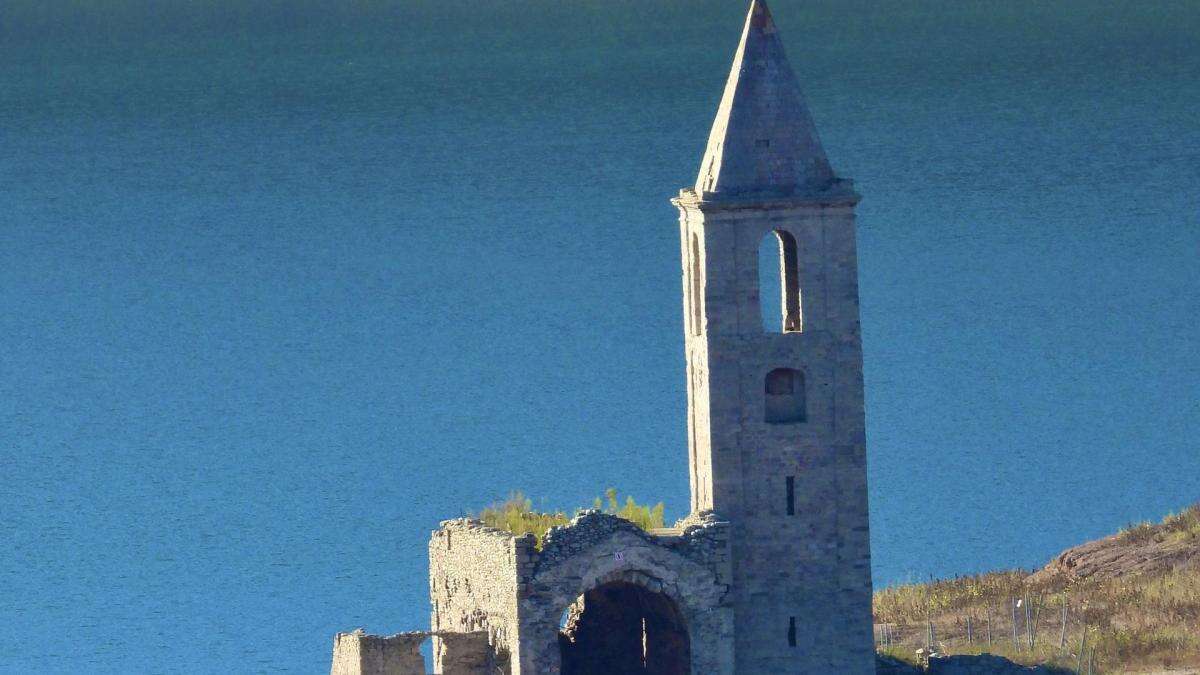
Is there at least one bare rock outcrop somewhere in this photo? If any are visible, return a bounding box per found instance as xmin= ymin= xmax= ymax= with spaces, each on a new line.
xmin=1030 ymin=530 xmax=1199 ymax=585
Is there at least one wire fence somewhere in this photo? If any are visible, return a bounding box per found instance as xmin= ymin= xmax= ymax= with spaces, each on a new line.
xmin=875 ymin=592 xmax=1101 ymax=674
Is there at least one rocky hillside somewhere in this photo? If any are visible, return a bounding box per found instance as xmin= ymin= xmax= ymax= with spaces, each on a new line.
xmin=1031 ymin=508 xmax=1200 ymax=585
xmin=874 ymin=503 xmax=1200 ymax=674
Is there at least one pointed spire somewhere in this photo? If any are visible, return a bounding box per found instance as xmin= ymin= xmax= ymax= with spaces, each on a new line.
xmin=694 ymin=0 xmax=836 ymax=199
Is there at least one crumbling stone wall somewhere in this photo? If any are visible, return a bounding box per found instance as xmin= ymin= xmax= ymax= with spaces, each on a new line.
xmin=434 ymin=631 xmax=491 ymax=675
xmin=516 ymin=511 xmax=734 ymax=675
xmin=329 ymin=629 xmax=498 ymax=675
xmin=429 ymin=519 xmax=534 ymax=672
xmin=330 ymin=630 xmax=426 ymax=675
xmin=425 ymin=511 xmax=733 ymax=675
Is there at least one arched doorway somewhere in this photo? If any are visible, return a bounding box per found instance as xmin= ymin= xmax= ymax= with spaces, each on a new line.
xmin=558 ymin=581 xmax=691 ymax=675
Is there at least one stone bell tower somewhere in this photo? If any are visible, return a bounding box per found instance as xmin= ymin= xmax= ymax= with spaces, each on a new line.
xmin=671 ymin=0 xmax=874 ymax=672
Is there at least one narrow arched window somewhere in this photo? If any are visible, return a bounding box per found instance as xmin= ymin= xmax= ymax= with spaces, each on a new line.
xmin=765 ymin=368 xmax=806 ymax=424
xmin=758 ymin=230 xmax=801 ymax=333
xmin=689 ymin=234 xmax=703 ymax=336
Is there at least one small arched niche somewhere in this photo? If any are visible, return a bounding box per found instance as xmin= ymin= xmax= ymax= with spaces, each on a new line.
xmin=758 ymin=230 xmax=801 ymax=333
xmin=765 ymin=368 xmax=807 ymax=424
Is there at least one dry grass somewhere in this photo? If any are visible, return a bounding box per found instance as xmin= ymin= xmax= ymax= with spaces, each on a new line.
xmin=475 ymin=489 xmax=665 ymax=548
xmin=1150 ymin=503 xmax=1200 ymax=545
xmin=1118 ymin=504 xmax=1200 ymax=547
xmin=876 ymin=569 xmax=1200 ymax=672
xmin=874 ymin=505 xmax=1200 ymax=673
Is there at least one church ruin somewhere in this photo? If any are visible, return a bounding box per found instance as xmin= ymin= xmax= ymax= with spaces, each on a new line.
xmin=332 ymin=1 xmax=874 ymax=672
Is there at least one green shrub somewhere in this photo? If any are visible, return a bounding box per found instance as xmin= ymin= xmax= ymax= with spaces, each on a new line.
xmin=595 ymin=487 xmax=666 ymax=532
xmin=476 ymin=492 xmax=569 ymax=547
xmin=475 ymin=488 xmax=666 ymax=548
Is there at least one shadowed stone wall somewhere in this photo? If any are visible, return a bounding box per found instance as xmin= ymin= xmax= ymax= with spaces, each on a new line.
xmin=672 ymin=189 xmax=875 ymax=674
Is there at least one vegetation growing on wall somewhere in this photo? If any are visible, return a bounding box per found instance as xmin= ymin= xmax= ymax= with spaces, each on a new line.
xmin=476 ymin=489 xmax=666 ymax=548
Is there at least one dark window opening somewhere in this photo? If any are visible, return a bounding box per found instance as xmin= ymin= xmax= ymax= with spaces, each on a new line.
xmin=765 ymin=368 xmax=807 ymax=424
xmin=755 ymin=138 xmax=771 ymax=148
xmin=786 ymin=476 xmax=795 ymax=515
xmin=788 ymin=617 xmax=797 ymax=647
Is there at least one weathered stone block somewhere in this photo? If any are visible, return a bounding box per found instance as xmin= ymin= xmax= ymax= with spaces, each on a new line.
xmin=330 ymin=630 xmax=426 ymax=675
xmin=434 ymin=631 xmax=491 ymax=675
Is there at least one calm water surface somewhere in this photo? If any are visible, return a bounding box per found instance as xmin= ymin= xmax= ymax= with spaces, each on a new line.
xmin=2 ymin=1 xmax=1198 ymax=671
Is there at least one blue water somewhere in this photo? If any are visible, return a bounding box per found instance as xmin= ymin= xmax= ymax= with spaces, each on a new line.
xmin=2 ymin=1 xmax=1197 ymax=671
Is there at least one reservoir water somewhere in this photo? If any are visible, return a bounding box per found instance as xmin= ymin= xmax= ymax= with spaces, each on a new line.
xmin=1 ymin=1 xmax=1197 ymax=671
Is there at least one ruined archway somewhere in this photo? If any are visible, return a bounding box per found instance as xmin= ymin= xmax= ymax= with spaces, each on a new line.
xmin=558 ymin=581 xmax=691 ymax=675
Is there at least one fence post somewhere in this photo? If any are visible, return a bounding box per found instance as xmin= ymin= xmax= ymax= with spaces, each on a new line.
xmin=1032 ymin=590 xmax=1041 ymax=648
xmin=986 ymin=605 xmax=992 ymax=645
xmin=1011 ymin=597 xmax=1019 ymax=650
xmin=967 ymin=615 xmax=973 ymax=644
xmin=1027 ymin=590 xmax=1036 ymax=648
xmin=1059 ymin=594 xmax=1067 ymax=649
xmin=1077 ymin=627 xmax=1088 ymax=673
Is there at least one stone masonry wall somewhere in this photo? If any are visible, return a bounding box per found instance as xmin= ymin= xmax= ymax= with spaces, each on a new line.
xmin=674 ymin=188 xmax=876 ymax=675
xmin=429 ymin=519 xmax=537 ymax=673
xmin=427 ymin=511 xmax=735 ymax=675
xmin=330 ymin=630 xmax=426 ymax=675
xmin=434 ymin=631 xmax=492 ymax=675
xmin=516 ymin=510 xmax=735 ymax=675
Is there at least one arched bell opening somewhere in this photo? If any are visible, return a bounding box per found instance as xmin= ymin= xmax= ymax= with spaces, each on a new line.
xmin=758 ymin=229 xmax=802 ymax=333
xmin=558 ymin=580 xmax=691 ymax=675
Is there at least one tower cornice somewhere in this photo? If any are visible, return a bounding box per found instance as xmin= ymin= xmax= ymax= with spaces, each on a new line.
xmin=671 ymin=181 xmax=860 ymax=215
